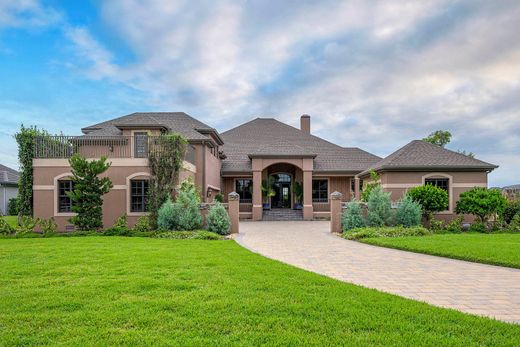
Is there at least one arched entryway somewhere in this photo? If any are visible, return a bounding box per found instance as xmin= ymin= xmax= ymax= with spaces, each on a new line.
xmin=270 ymin=173 xmax=292 ymax=208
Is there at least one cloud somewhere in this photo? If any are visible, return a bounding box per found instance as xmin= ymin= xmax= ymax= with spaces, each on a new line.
xmin=0 ymin=0 xmax=62 ymax=29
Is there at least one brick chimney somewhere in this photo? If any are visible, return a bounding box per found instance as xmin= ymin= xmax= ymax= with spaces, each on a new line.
xmin=300 ymin=114 xmax=310 ymax=133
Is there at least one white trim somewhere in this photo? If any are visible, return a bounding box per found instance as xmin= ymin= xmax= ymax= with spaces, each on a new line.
xmin=253 ymin=204 xmax=262 ymax=207
xmin=422 ymin=173 xmax=453 ymax=213
xmin=207 ymin=184 xmax=220 ymax=191
xmin=112 ymin=185 xmax=127 ymax=190
xmin=452 ymin=183 xmax=487 ymax=188
xmin=34 ymin=158 xmax=149 ymax=167
xmin=126 ymin=172 xmax=151 ymax=216
xmin=381 ymin=183 xmax=421 ymax=189
xmin=303 ymin=204 xmax=313 ymax=207
xmin=33 ymin=185 xmax=54 ymax=191
xmin=53 ymin=172 xmax=77 ymax=217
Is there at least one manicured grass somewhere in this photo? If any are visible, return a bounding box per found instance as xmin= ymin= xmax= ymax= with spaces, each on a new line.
xmin=0 ymin=238 xmax=518 ymax=345
xmin=362 ymin=233 xmax=520 ymax=269
xmin=1 ymin=215 xmax=17 ymax=228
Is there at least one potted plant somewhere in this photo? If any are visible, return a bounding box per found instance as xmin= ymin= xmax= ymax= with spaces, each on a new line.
xmin=261 ymin=177 xmax=276 ymax=210
xmin=293 ymin=181 xmax=303 ymax=210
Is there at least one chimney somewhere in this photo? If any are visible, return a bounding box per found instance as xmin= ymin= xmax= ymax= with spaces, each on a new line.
xmin=300 ymin=114 xmax=310 ymax=133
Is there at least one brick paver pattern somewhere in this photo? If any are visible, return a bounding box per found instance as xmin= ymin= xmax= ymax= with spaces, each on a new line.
xmin=236 ymin=221 xmax=520 ymax=324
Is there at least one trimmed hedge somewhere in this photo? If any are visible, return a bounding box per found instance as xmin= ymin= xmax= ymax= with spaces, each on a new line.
xmin=343 ymin=226 xmax=431 ymax=240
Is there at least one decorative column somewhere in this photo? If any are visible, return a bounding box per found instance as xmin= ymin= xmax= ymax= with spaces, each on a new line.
xmin=354 ymin=177 xmax=360 ymax=200
xmin=330 ymin=191 xmax=343 ymax=233
xmin=303 ymin=170 xmax=313 ymax=220
xmin=228 ymin=192 xmax=240 ymax=234
xmin=252 ymin=170 xmax=263 ymax=220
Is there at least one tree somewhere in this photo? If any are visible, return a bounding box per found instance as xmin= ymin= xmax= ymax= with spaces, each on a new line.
xmin=207 ymin=201 xmax=231 ymax=235
xmin=395 ymin=195 xmax=422 ymax=227
xmin=423 ymin=130 xmax=452 ymax=147
xmin=68 ymin=154 xmax=113 ymax=230
xmin=342 ymin=200 xmax=366 ymax=231
xmin=361 ymin=170 xmax=380 ymax=202
xmin=171 ymin=177 xmax=202 ymax=230
xmin=455 ymin=187 xmax=507 ymax=223
xmin=367 ymin=185 xmax=392 ymax=227
xmin=407 ymin=185 xmax=448 ymax=221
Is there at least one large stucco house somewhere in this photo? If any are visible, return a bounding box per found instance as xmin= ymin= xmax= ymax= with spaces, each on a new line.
xmin=0 ymin=164 xmax=19 ymax=215
xmin=32 ymin=112 xmax=497 ymax=230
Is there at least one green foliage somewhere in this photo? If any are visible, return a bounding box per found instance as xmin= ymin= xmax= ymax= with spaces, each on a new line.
xmin=293 ymin=181 xmax=303 ymax=204
xmin=39 ymin=218 xmax=57 ymax=237
xmin=153 ymin=230 xmax=222 ymax=240
xmin=261 ymin=176 xmax=276 ymax=203
xmin=67 ymin=154 xmax=113 ymax=231
xmin=395 ymin=195 xmax=422 ymax=227
xmin=367 ymin=186 xmax=391 ymax=227
xmin=500 ymin=200 xmax=520 ymax=225
xmin=214 ymin=193 xmax=224 ymax=203
xmin=148 ymin=133 xmax=188 ymax=230
xmin=15 ymin=125 xmax=53 ymax=216
xmin=342 ymin=200 xmax=366 ymax=231
xmin=445 ymin=216 xmax=464 ymax=233
xmin=407 ymin=185 xmax=448 ymax=218
xmin=0 ymin=218 xmax=15 ymax=235
xmin=344 ymin=226 xmax=431 ymax=240
xmin=133 ymin=216 xmax=151 ymax=232
xmin=206 ymin=202 xmax=231 ymax=235
xmin=157 ymin=198 xmax=176 ymax=230
xmin=172 ymin=178 xmax=202 ymax=231
xmin=468 ymin=222 xmax=487 ymax=233
xmin=508 ymin=213 xmax=520 ymax=232
xmin=113 ymin=213 xmax=128 ymax=228
xmin=457 ymin=150 xmax=475 ymax=158
xmin=455 ymin=187 xmax=507 ymax=223
xmin=360 ymin=170 xmax=380 ymax=202
xmin=17 ymin=216 xmax=39 ymax=234
xmin=7 ymin=197 xmax=19 ymax=216
xmin=422 ymin=130 xmax=452 ymax=147
xmin=428 ymin=217 xmax=444 ymax=231
xmin=103 ymin=227 xmax=132 ymax=236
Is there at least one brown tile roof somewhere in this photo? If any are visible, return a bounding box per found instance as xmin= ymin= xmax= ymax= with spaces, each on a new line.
xmin=0 ymin=164 xmax=19 ymax=185
xmin=359 ymin=140 xmax=498 ymax=176
xmin=82 ymin=112 xmax=222 ymax=143
xmin=221 ymin=118 xmax=381 ymax=174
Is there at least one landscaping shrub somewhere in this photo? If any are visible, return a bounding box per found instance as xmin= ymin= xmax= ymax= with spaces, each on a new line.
xmin=206 ymin=202 xmax=231 ymax=235
xmin=193 ymin=231 xmax=223 ymax=240
xmin=214 ymin=193 xmax=224 ymax=203
xmin=367 ymin=186 xmax=391 ymax=227
xmin=157 ymin=198 xmax=176 ymax=230
xmin=407 ymin=184 xmax=448 ymax=221
xmin=395 ymin=195 xmax=422 ymax=227
xmin=343 ymin=226 xmax=431 ymax=240
xmin=509 ymin=213 xmax=520 ymax=232
xmin=133 ymin=216 xmax=151 ymax=232
xmin=172 ymin=178 xmax=202 ymax=231
xmin=103 ymin=227 xmax=132 ymax=236
xmin=0 ymin=218 xmax=14 ymax=235
xmin=360 ymin=170 xmax=380 ymax=202
xmin=455 ymin=188 xmax=507 ymax=223
xmin=112 ymin=213 xmax=128 ymax=228
xmin=428 ymin=217 xmax=444 ymax=231
xmin=468 ymin=222 xmax=487 ymax=233
xmin=499 ymin=200 xmax=519 ymax=225
xmin=445 ymin=216 xmax=464 ymax=233
xmin=39 ymin=218 xmax=57 ymax=237
xmin=68 ymin=154 xmax=113 ymax=230
xmin=342 ymin=200 xmax=366 ymax=231
xmin=17 ymin=216 xmax=39 ymax=234
xmin=7 ymin=197 xmax=19 ymax=216
xmin=153 ymin=230 xmax=222 ymax=240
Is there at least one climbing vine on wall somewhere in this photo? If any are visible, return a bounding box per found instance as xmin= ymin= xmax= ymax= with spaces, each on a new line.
xmin=148 ymin=133 xmax=188 ymax=229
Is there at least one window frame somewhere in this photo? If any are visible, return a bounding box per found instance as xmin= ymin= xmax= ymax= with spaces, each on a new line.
xmin=130 ymin=179 xmax=149 ymax=213
xmin=133 ymin=132 xmax=149 ymax=158
xmin=312 ymin=179 xmax=329 ymax=203
xmin=58 ymin=180 xmax=74 ymax=213
xmin=235 ymin=178 xmax=253 ymax=203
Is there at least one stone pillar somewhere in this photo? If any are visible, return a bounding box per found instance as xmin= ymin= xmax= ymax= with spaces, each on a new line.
xmin=228 ymin=192 xmax=240 ymax=234
xmin=330 ymin=191 xmax=343 ymax=233
xmin=252 ymin=170 xmax=263 ymax=221
xmin=303 ymin=170 xmax=313 ymax=220
xmin=354 ymin=177 xmax=360 ymax=200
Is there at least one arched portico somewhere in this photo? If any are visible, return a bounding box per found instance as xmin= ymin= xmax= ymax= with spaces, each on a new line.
xmin=250 ymin=156 xmax=314 ymax=220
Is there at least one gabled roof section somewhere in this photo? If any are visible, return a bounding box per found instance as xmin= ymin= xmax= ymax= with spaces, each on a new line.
xmin=0 ymin=164 xmax=19 ymax=185
xmin=82 ymin=112 xmax=223 ymax=144
xmin=220 ymin=118 xmax=381 ymax=173
xmin=359 ymin=140 xmax=498 ymax=176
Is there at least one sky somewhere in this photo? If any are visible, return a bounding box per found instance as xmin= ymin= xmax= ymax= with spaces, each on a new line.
xmin=0 ymin=0 xmax=518 ymax=187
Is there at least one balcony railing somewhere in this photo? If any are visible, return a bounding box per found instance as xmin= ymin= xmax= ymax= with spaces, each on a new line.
xmin=34 ymin=135 xmax=196 ymax=164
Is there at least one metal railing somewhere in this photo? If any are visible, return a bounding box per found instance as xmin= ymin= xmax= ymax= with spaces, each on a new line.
xmin=34 ymin=135 xmax=196 ymax=164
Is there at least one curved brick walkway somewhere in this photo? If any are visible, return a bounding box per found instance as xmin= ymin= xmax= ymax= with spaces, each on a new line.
xmin=236 ymin=221 xmax=520 ymax=324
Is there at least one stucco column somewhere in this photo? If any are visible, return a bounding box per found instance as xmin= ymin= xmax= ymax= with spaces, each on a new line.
xmin=228 ymin=192 xmax=240 ymax=234
xmin=354 ymin=177 xmax=360 ymax=200
xmin=330 ymin=191 xmax=343 ymax=233
xmin=252 ymin=170 xmax=263 ymax=220
xmin=303 ymin=170 xmax=313 ymax=220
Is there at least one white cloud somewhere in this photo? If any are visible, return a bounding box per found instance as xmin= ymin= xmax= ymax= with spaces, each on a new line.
xmin=0 ymin=0 xmax=61 ymax=29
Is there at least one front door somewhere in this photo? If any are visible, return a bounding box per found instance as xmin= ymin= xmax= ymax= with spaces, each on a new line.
xmin=271 ymin=173 xmax=291 ymax=208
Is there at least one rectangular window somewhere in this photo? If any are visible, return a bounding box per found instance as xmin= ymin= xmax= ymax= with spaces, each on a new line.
xmin=131 ymin=180 xmax=149 ymax=212
xmin=58 ymin=180 xmax=74 ymax=213
xmin=134 ymin=132 xmax=148 ymax=158
xmin=312 ymin=179 xmax=328 ymax=202
xmin=235 ymin=179 xmax=252 ymax=203
xmin=425 ymin=178 xmax=449 ymax=193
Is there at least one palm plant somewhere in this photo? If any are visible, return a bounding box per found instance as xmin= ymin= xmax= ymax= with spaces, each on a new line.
xmin=261 ymin=177 xmax=276 ymax=209
xmin=293 ymin=181 xmax=303 ymax=209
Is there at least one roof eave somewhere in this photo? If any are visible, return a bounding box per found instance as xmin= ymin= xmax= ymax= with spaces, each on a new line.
xmin=247 ymin=154 xmax=317 ymax=159
xmin=359 ymin=165 xmax=498 ymax=177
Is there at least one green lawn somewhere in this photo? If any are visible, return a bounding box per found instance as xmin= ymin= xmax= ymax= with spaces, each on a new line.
xmin=1 ymin=215 xmax=17 ymax=228
xmin=0 ymin=238 xmax=518 ymax=345
xmin=362 ymin=233 xmax=520 ymax=269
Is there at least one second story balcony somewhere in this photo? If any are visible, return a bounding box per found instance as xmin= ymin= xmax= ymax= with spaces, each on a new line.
xmin=34 ymin=135 xmax=196 ymax=164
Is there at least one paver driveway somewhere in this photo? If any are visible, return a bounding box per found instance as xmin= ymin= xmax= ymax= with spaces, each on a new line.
xmin=236 ymin=221 xmax=520 ymax=324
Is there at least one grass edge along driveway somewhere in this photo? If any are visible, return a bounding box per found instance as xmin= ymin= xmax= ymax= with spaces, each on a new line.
xmin=361 ymin=232 xmax=520 ymax=269
xmin=0 ymin=237 xmax=518 ymax=346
